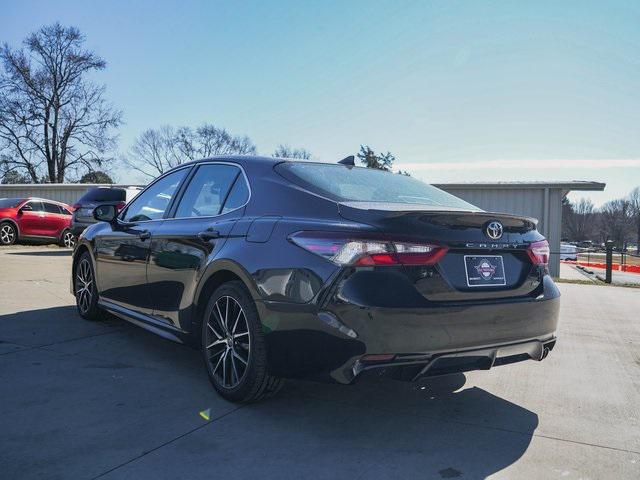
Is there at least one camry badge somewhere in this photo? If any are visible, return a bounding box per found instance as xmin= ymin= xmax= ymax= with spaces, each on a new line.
xmin=485 ymin=221 xmax=503 ymax=240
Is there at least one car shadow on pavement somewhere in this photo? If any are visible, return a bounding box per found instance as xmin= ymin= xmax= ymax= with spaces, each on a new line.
xmin=245 ymin=374 xmax=540 ymax=479
xmin=6 ymin=250 xmax=72 ymax=256
xmin=0 ymin=305 xmax=539 ymax=479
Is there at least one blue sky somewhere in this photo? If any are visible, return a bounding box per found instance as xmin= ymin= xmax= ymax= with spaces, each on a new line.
xmin=3 ymin=0 xmax=640 ymax=205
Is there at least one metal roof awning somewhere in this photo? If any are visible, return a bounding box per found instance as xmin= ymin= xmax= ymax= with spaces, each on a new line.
xmin=433 ymin=181 xmax=606 ymax=191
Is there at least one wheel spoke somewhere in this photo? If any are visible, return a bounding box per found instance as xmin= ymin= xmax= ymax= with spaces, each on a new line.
xmin=231 ymin=354 xmax=238 ymax=384
xmin=233 ymin=331 xmax=249 ymax=339
xmin=224 ymin=296 xmax=230 ymax=331
xmin=207 ymin=323 xmax=223 ymax=339
xmin=222 ymin=350 xmax=228 ymax=386
xmin=231 ymin=309 xmax=242 ymax=334
xmin=232 ymin=349 xmax=248 ymax=365
xmin=215 ymin=301 xmax=227 ymax=334
xmin=209 ymin=348 xmax=225 ymax=360
xmin=213 ymin=349 xmax=225 ymax=376
xmin=206 ymin=338 xmax=226 ymax=349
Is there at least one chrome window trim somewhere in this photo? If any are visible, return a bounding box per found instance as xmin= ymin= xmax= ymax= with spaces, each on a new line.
xmin=166 ymin=161 xmax=252 ymax=221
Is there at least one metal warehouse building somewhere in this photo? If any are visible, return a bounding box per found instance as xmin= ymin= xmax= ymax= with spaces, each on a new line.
xmin=0 ymin=180 xmax=605 ymax=276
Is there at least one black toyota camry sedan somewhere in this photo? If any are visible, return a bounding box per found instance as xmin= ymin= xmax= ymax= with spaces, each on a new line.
xmin=72 ymin=155 xmax=559 ymax=402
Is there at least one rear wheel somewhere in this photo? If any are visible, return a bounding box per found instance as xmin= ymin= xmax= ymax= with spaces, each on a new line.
xmin=60 ymin=229 xmax=76 ymax=248
xmin=202 ymin=281 xmax=284 ymax=403
xmin=0 ymin=222 xmax=17 ymax=245
xmin=74 ymin=252 xmax=104 ymax=321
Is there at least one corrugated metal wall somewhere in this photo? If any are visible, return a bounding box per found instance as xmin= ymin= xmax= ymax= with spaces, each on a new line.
xmin=438 ymin=186 xmax=562 ymax=277
xmin=0 ymin=184 xmax=141 ymax=206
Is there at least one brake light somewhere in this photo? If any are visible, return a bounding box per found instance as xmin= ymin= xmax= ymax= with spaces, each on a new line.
xmin=115 ymin=202 xmax=126 ymax=211
xmin=289 ymin=232 xmax=448 ymax=266
xmin=527 ymin=240 xmax=550 ymax=265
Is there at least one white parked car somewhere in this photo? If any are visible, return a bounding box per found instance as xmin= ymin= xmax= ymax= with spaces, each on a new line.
xmin=560 ymin=243 xmax=578 ymax=261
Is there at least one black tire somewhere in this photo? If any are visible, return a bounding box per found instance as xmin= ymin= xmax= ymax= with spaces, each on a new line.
xmin=59 ymin=229 xmax=76 ymax=248
xmin=74 ymin=252 xmax=105 ymax=321
xmin=0 ymin=222 xmax=17 ymax=245
xmin=201 ymin=281 xmax=284 ymax=403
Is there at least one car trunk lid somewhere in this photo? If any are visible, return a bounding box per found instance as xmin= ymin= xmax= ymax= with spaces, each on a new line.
xmin=338 ymin=202 xmax=545 ymax=301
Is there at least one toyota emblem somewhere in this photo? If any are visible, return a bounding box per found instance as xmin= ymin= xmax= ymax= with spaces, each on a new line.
xmin=485 ymin=221 xmax=503 ymax=240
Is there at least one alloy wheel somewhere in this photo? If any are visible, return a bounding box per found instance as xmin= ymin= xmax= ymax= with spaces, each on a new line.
xmin=63 ymin=231 xmax=76 ymax=248
xmin=0 ymin=224 xmax=16 ymax=244
xmin=205 ymin=295 xmax=251 ymax=389
xmin=75 ymin=258 xmax=93 ymax=314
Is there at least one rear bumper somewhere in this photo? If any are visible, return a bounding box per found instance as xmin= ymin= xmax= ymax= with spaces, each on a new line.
xmin=260 ymin=274 xmax=560 ymax=384
xmin=70 ymin=218 xmax=94 ymax=236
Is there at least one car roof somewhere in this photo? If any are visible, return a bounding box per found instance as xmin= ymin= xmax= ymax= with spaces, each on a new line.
xmin=23 ymin=197 xmax=70 ymax=206
xmin=175 ymin=155 xmax=339 ymax=168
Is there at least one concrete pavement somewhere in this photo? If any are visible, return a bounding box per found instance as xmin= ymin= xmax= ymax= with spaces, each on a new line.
xmin=1 ymin=246 xmax=639 ymax=479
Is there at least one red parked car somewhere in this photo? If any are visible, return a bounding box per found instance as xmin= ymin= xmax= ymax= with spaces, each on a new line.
xmin=0 ymin=197 xmax=76 ymax=247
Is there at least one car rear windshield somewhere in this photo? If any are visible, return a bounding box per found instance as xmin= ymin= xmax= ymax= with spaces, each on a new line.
xmin=0 ymin=198 xmax=25 ymax=208
xmin=275 ymin=162 xmax=480 ymax=211
xmin=77 ymin=188 xmax=125 ymax=203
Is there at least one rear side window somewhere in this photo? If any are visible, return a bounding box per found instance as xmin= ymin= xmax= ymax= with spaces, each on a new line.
xmin=276 ymin=163 xmax=480 ymax=211
xmin=77 ymin=188 xmax=125 ymax=203
xmin=175 ymin=164 xmax=241 ymax=218
xmin=44 ymin=203 xmax=61 ymax=214
xmin=221 ymin=175 xmax=250 ymax=214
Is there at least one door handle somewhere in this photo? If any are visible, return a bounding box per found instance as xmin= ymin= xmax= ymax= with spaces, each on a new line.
xmin=139 ymin=230 xmax=151 ymax=241
xmin=197 ymin=229 xmax=221 ymax=241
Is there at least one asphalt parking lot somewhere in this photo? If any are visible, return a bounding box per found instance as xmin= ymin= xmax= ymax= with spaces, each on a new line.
xmin=1 ymin=246 xmax=639 ymax=479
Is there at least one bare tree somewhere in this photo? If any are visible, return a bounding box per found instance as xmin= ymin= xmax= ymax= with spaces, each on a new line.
xmin=124 ymin=126 xmax=182 ymax=179
xmin=0 ymin=23 xmax=122 ymax=183
xmin=628 ymin=187 xmax=640 ymax=253
xmin=599 ymin=199 xmax=633 ymax=249
xmin=124 ymin=123 xmax=256 ymax=179
xmin=563 ymin=197 xmax=595 ymax=241
xmin=357 ymin=145 xmax=395 ymax=171
xmin=272 ymin=145 xmax=312 ymax=160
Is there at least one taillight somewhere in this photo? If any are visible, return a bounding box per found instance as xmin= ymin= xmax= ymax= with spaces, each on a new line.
xmin=115 ymin=202 xmax=126 ymax=211
xmin=289 ymin=232 xmax=448 ymax=266
xmin=527 ymin=240 xmax=550 ymax=265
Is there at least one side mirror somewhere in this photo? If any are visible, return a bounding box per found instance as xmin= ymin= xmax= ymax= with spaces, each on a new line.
xmin=93 ymin=204 xmax=117 ymax=223
xmin=20 ymin=204 xmax=33 ymax=212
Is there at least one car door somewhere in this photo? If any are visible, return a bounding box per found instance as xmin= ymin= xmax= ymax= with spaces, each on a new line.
xmin=43 ymin=202 xmax=66 ymax=237
xmin=147 ymin=163 xmax=249 ymax=330
xmin=94 ymin=167 xmax=190 ymax=315
xmin=17 ymin=201 xmax=47 ymax=236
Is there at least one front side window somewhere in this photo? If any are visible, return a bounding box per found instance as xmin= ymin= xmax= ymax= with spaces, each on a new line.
xmin=26 ymin=201 xmax=44 ymax=212
xmin=175 ymin=164 xmax=241 ymax=218
xmin=122 ymin=168 xmax=188 ymax=222
xmin=275 ymin=162 xmax=480 ymax=211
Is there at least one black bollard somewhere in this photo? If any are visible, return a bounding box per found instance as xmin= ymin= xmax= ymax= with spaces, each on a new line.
xmin=605 ymin=240 xmax=614 ymax=284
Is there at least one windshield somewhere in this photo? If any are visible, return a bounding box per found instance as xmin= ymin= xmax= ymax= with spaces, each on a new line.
xmin=276 ymin=163 xmax=480 ymax=211
xmin=0 ymin=198 xmax=24 ymax=209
